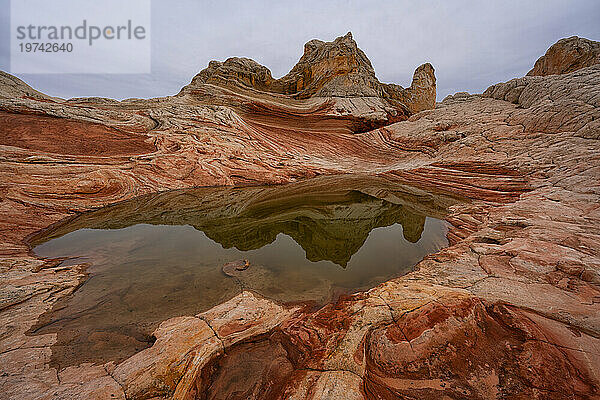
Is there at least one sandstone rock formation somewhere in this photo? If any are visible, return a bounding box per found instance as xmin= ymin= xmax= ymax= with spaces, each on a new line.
xmin=182 ymin=32 xmax=436 ymax=117
xmin=182 ymin=32 xmax=435 ymax=108
xmin=0 ymin=35 xmax=599 ymax=399
xmin=527 ymin=36 xmax=600 ymax=76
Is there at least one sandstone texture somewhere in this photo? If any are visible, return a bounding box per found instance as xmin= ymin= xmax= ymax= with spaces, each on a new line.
xmin=527 ymin=36 xmax=600 ymax=76
xmin=0 ymin=34 xmax=599 ymax=399
xmin=183 ymin=32 xmax=436 ymax=114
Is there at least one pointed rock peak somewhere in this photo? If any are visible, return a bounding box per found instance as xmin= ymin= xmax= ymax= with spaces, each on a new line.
xmin=405 ymin=62 xmax=437 ymax=112
xmin=334 ymin=31 xmax=354 ymax=43
xmin=273 ymin=32 xmax=378 ymax=97
xmin=411 ymin=63 xmax=436 ymax=89
xmin=301 ymin=32 xmax=360 ymax=60
xmin=304 ymin=32 xmax=354 ymax=51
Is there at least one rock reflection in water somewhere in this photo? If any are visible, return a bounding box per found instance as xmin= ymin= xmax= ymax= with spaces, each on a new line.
xmin=29 ymin=175 xmax=456 ymax=369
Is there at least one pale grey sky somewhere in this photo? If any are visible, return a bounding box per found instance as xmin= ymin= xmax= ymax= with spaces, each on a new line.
xmin=1 ymin=0 xmax=599 ymax=100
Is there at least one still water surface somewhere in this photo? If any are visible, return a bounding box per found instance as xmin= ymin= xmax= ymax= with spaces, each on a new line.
xmin=30 ymin=177 xmax=452 ymax=368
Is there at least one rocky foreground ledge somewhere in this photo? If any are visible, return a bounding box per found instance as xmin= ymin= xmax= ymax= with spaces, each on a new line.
xmin=0 ymin=34 xmax=599 ymax=399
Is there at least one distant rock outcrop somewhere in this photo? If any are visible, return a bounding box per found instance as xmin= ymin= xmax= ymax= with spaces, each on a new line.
xmin=485 ymin=38 xmax=600 ymax=139
xmin=527 ymin=36 xmax=600 ymax=76
xmin=182 ymin=32 xmax=436 ymax=114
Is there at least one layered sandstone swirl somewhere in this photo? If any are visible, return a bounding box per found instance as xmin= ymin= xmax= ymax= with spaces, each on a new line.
xmin=0 ymin=34 xmax=599 ymax=399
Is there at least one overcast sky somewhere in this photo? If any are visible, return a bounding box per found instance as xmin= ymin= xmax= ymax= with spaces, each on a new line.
xmin=1 ymin=0 xmax=599 ymax=101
